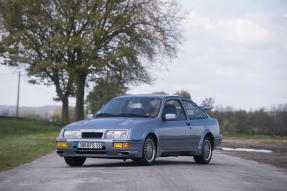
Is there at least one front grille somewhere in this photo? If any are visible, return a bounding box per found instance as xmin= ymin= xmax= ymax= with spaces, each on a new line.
xmin=82 ymin=132 xmax=103 ymax=139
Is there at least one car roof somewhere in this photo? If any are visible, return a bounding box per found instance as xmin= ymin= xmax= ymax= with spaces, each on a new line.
xmin=116 ymin=94 xmax=191 ymax=100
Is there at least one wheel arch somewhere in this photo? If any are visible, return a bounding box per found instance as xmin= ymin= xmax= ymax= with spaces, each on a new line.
xmin=146 ymin=133 xmax=158 ymax=145
xmin=144 ymin=131 xmax=160 ymax=157
xmin=199 ymin=131 xmax=215 ymax=150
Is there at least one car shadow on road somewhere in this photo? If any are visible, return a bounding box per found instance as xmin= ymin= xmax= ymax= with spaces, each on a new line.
xmin=80 ymin=159 xmax=223 ymax=168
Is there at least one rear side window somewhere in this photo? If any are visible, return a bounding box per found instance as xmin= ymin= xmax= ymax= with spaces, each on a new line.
xmin=182 ymin=100 xmax=207 ymax=120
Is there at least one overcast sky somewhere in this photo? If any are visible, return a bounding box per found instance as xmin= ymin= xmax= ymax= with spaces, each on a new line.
xmin=0 ymin=0 xmax=287 ymax=110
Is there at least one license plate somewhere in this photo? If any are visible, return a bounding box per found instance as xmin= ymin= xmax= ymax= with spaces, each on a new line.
xmin=76 ymin=142 xmax=102 ymax=149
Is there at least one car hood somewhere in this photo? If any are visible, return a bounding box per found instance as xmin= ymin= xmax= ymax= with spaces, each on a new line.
xmin=64 ymin=117 xmax=155 ymax=130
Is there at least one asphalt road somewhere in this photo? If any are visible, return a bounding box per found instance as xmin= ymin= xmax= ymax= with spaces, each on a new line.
xmin=0 ymin=151 xmax=287 ymax=191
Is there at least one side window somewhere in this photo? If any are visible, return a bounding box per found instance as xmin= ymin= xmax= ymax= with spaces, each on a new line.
xmin=182 ymin=100 xmax=206 ymax=120
xmin=163 ymin=100 xmax=187 ymax=121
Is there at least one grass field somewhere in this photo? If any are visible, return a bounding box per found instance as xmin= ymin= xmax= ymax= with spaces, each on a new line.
xmin=0 ymin=118 xmax=61 ymax=171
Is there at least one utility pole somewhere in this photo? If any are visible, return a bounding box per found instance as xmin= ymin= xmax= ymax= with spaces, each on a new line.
xmin=16 ymin=72 xmax=20 ymax=117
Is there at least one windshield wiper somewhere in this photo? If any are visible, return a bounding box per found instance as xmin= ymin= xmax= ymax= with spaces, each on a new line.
xmin=117 ymin=113 xmax=151 ymax=118
xmin=96 ymin=113 xmax=117 ymax=118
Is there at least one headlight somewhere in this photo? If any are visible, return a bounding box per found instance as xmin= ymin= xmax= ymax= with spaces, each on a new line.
xmin=106 ymin=130 xmax=129 ymax=139
xmin=64 ymin=130 xmax=81 ymax=138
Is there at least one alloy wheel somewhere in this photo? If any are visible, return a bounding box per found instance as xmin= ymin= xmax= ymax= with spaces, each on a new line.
xmin=144 ymin=139 xmax=156 ymax=162
xmin=203 ymin=140 xmax=212 ymax=161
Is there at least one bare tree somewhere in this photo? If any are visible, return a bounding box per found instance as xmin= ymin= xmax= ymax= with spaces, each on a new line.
xmin=201 ymin=97 xmax=215 ymax=106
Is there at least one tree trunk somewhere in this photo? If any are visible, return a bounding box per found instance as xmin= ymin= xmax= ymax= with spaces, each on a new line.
xmin=61 ymin=97 xmax=69 ymax=124
xmin=75 ymin=74 xmax=87 ymax=121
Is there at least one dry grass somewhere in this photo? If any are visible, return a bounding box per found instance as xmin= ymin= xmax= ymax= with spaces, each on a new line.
xmin=220 ymin=136 xmax=287 ymax=169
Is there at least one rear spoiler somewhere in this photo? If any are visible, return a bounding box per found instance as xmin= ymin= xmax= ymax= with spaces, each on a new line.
xmin=200 ymin=105 xmax=214 ymax=111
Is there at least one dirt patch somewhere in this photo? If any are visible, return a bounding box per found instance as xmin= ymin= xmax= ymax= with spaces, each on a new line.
xmin=218 ymin=137 xmax=287 ymax=169
xmin=222 ymin=137 xmax=287 ymax=151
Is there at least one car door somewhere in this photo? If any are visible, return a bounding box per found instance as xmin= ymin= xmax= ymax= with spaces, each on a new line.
xmin=181 ymin=100 xmax=208 ymax=149
xmin=158 ymin=99 xmax=192 ymax=151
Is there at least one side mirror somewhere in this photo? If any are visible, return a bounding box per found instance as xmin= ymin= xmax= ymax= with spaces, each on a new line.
xmin=163 ymin=113 xmax=177 ymax=121
xmin=87 ymin=113 xmax=94 ymax=120
xmin=200 ymin=105 xmax=214 ymax=111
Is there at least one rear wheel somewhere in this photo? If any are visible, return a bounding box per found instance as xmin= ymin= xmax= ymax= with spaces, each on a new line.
xmin=140 ymin=136 xmax=156 ymax=165
xmin=194 ymin=136 xmax=213 ymax=164
xmin=64 ymin=156 xmax=86 ymax=167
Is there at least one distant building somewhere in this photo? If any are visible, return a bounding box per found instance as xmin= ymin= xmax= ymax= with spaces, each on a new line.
xmin=1 ymin=109 xmax=9 ymax=116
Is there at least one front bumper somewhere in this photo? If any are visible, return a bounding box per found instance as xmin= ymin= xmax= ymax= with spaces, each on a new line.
xmin=56 ymin=138 xmax=144 ymax=159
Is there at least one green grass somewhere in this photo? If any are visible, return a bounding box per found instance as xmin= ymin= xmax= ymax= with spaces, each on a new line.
xmin=0 ymin=118 xmax=60 ymax=137
xmin=0 ymin=118 xmax=61 ymax=171
xmin=222 ymin=132 xmax=287 ymax=140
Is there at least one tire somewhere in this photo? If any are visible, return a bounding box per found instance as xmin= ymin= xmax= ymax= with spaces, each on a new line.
xmin=140 ymin=136 xmax=157 ymax=165
xmin=64 ymin=156 xmax=86 ymax=167
xmin=131 ymin=158 xmax=141 ymax=162
xmin=194 ymin=136 xmax=213 ymax=164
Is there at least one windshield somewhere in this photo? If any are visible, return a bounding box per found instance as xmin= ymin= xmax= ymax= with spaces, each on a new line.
xmin=96 ymin=97 xmax=162 ymax=118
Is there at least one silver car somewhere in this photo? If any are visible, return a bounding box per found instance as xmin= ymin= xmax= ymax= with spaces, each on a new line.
xmin=56 ymin=95 xmax=222 ymax=166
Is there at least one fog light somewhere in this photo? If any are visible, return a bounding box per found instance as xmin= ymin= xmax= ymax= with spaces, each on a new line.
xmin=113 ymin=142 xmax=130 ymax=148
xmin=56 ymin=141 xmax=67 ymax=148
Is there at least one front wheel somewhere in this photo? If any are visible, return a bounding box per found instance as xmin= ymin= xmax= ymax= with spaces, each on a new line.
xmin=140 ymin=136 xmax=156 ymax=165
xmin=64 ymin=156 xmax=86 ymax=167
xmin=194 ymin=137 xmax=213 ymax=164
xmin=131 ymin=158 xmax=141 ymax=162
